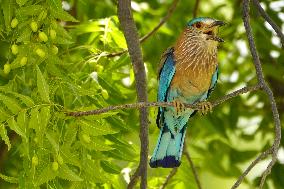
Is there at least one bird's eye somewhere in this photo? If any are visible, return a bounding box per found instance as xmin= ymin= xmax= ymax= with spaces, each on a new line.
xmin=195 ymin=22 xmax=201 ymax=28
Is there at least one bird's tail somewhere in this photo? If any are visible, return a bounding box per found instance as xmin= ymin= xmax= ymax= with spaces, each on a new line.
xmin=149 ymin=124 xmax=186 ymax=168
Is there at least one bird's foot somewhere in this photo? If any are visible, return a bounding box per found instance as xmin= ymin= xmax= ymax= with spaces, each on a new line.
xmin=173 ymin=100 xmax=186 ymax=116
xmin=198 ymin=101 xmax=213 ymax=115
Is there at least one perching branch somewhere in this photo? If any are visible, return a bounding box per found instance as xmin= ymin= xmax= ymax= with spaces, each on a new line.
xmin=66 ymin=85 xmax=260 ymax=117
xmin=252 ymin=0 xmax=284 ymax=48
xmin=184 ymin=142 xmax=202 ymax=189
xmin=117 ymin=1 xmax=148 ymax=189
xmin=106 ymin=0 xmax=179 ymax=58
xmin=231 ymin=0 xmax=282 ymax=188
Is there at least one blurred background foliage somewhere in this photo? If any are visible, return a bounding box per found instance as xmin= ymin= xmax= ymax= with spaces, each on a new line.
xmin=0 ymin=0 xmax=283 ymax=188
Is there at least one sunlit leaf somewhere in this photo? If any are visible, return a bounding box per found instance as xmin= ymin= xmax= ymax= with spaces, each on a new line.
xmin=78 ymin=119 xmax=118 ymax=136
xmin=58 ymin=164 xmax=83 ymax=181
xmin=0 ymin=93 xmax=22 ymax=114
xmin=36 ymin=65 xmax=50 ymax=103
xmin=0 ymin=172 xmax=18 ymax=183
xmin=7 ymin=117 xmax=26 ymax=139
xmin=0 ymin=124 xmax=11 ymax=150
xmin=35 ymin=163 xmax=57 ymax=186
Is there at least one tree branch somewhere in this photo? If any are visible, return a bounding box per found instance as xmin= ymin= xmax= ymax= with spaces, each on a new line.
xmin=117 ymin=1 xmax=148 ymax=189
xmin=193 ymin=0 xmax=201 ymax=18
xmin=231 ymin=1 xmax=282 ymax=188
xmin=106 ymin=0 xmax=179 ymax=58
xmin=66 ymin=85 xmax=260 ymax=117
xmin=159 ymin=168 xmax=178 ymax=189
xmin=184 ymin=142 xmax=202 ymax=189
xmin=127 ymin=166 xmax=141 ymax=189
xmin=252 ymin=0 xmax=284 ymax=48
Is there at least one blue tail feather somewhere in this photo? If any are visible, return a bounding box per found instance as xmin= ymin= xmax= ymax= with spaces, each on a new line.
xmin=149 ymin=125 xmax=186 ymax=168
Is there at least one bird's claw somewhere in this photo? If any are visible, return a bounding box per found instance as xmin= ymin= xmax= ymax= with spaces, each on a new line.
xmin=198 ymin=101 xmax=213 ymax=115
xmin=173 ymin=100 xmax=186 ymax=116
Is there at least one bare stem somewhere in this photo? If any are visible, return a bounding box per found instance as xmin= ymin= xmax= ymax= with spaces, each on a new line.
xmin=231 ymin=147 xmax=273 ymax=189
xmin=252 ymin=0 xmax=284 ymax=48
xmin=184 ymin=142 xmax=202 ymax=189
xmin=66 ymin=85 xmax=260 ymax=117
xmin=127 ymin=167 xmax=141 ymax=189
xmin=159 ymin=168 xmax=178 ymax=189
xmin=140 ymin=0 xmax=179 ymax=43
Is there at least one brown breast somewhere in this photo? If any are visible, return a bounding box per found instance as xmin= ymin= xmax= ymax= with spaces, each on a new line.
xmin=170 ymin=28 xmax=218 ymax=97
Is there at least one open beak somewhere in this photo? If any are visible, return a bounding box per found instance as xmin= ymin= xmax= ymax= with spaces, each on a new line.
xmin=210 ymin=20 xmax=226 ymax=28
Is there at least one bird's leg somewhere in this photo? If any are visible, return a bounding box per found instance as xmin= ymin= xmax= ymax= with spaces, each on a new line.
xmin=198 ymin=101 xmax=213 ymax=115
xmin=173 ymin=100 xmax=186 ymax=116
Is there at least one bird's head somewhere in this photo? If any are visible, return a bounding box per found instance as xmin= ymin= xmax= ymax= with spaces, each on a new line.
xmin=187 ymin=17 xmax=225 ymax=44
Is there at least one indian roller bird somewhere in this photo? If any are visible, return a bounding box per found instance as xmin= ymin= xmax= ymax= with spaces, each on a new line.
xmin=150 ymin=17 xmax=225 ymax=168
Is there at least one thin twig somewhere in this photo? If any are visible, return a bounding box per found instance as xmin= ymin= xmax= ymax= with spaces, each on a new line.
xmin=193 ymin=0 xmax=201 ymax=17
xmin=232 ymin=1 xmax=282 ymax=188
xmin=139 ymin=0 xmax=179 ymax=43
xmin=231 ymin=147 xmax=273 ymax=189
xmin=252 ymin=0 xmax=284 ymax=48
xmin=118 ymin=1 xmax=148 ymax=189
xmin=184 ymin=142 xmax=202 ymax=189
xmin=106 ymin=49 xmax=127 ymax=57
xmin=106 ymin=0 xmax=180 ymax=58
xmin=127 ymin=167 xmax=141 ymax=189
xmin=159 ymin=168 xmax=178 ymax=189
xmin=66 ymin=85 xmax=260 ymax=117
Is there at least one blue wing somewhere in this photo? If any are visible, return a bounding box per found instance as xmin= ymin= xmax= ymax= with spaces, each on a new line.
xmin=207 ymin=66 xmax=219 ymax=98
xmin=156 ymin=48 xmax=176 ymax=127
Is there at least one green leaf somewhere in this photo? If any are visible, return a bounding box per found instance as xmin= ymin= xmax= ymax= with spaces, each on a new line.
xmin=35 ymin=163 xmax=57 ymax=186
xmin=7 ymin=117 xmax=26 ymax=139
xmin=29 ymin=108 xmax=40 ymax=130
xmin=60 ymin=147 xmax=81 ymax=168
xmin=55 ymin=36 xmax=73 ymax=45
xmin=11 ymin=92 xmax=34 ymax=107
xmin=0 ymin=107 xmax=11 ymax=122
xmin=16 ymin=110 xmax=27 ymax=137
xmin=1 ymin=0 xmax=13 ymax=31
xmin=0 ymin=172 xmax=18 ymax=183
xmin=48 ymin=0 xmax=61 ymax=9
xmin=63 ymin=124 xmax=77 ymax=147
xmin=16 ymin=5 xmax=44 ymax=16
xmin=50 ymin=9 xmax=78 ymax=22
xmin=80 ymin=134 xmax=113 ymax=151
xmin=51 ymin=22 xmax=72 ymax=40
xmin=46 ymin=132 xmax=59 ymax=153
xmin=0 ymin=124 xmax=11 ymax=150
xmin=40 ymin=106 xmax=50 ymax=130
xmin=16 ymin=27 xmax=32 ymax=43
xmin=16 ymin=0 xmax=28 ymax=6
xmin=0 ymin=93 xmax=22 ymax=114
xmin=58 ymin=164 xmax=83 ymax=182
xmin=78 ymin=119 xmax=118 ymax=136
xmin=100 ymin=161 xmax=121 ymax=174
xmin=83 ymin=159 xmax=108 ymax=183
xmin=36 ymin=65 xmax=50 ymax=103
